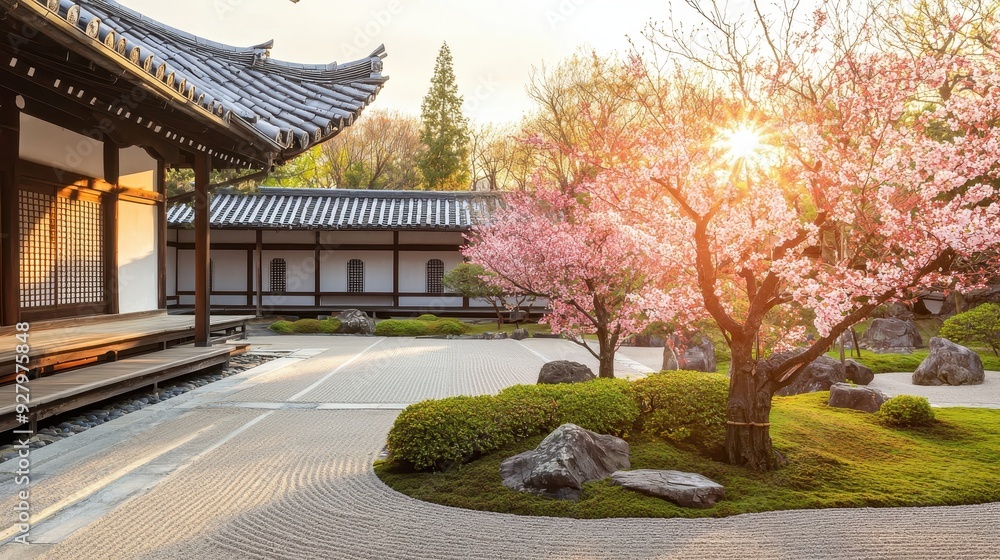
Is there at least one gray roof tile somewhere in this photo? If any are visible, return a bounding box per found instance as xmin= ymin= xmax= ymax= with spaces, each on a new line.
xmin=167 ymin=189 xmax=502 ymax=231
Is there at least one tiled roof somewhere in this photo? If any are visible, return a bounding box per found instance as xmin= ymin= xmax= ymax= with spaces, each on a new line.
xmin=167 ymin=188 xmax=503 ymax=230
xmin=15 ymin=0 xmax=387 ymax=161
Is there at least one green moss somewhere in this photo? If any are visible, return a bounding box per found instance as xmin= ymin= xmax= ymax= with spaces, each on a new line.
xmin=824 ymin=349 xmax=1000 ymax=373
xmin=376 ymin=393 xmax=1000 ymax=518
xmin=416 ymin=314 xmax=439 ymax=321
xmin=269 ymin=318 xmax=341 ymax=334
xmin=375 ymin=319 xmax=430 ymax=336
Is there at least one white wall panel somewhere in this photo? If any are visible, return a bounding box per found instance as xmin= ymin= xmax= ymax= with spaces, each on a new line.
xmin=117 ymin=202 xmax=158 ymax=313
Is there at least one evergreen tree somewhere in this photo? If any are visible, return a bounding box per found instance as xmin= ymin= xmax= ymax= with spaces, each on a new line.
xmin=417 ymin=42 xmax=470 ymax=190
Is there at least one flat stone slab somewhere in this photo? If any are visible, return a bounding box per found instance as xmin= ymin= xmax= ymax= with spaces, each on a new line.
xmin=611 ymin=469 xmax=725 ymax=508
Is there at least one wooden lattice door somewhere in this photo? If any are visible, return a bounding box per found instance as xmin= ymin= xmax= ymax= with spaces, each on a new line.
xmin=18 ymin=184 xmax=107 ymax=319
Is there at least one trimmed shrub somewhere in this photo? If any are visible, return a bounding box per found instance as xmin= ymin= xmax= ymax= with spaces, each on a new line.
xmin=387 ymin=379 xmax=637 ymax=471
xmin=427 ymin=318 xmax=471 ymax=335
xmin=630 ymin=371 xmax=729 ymax=457
xmin=498 ymin=378 xmax=639 ymax=436
xmin=269 ymin=318 xmax=341 ymax=334
xmin=877 ymin=395 xmax=935 ymax=428
xmin=939 ymin=303 xmax=1000 ymax=356
xmin=374 ymin=319 xmax=429 ymax=337
xmin=416 ymin=314 xmax=439 ymax=321
xmin=375 ymin=318 xmax=471 ymax=336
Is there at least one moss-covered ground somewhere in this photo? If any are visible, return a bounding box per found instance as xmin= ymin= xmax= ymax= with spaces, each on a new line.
xmin=375 ymin=393 xmax=1000 ymax=519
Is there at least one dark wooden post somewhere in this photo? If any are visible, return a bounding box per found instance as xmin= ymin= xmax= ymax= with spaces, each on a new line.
xmin=255 ymin=229 xmax=263 ymax=317
xmin=194 ymin=153 xmax=212 ymax=346
xmin=0 ymin=91 xmax=19 ymax=326
xmin=103 ymin=141 xmax=120 ymax=315
xmin=392 ymin=230 xmax=400 ymax=307
xmin=156 ymin=161 xmax=167 ymax=310
xmin=314 ymin=231 xmax=321 ymax=308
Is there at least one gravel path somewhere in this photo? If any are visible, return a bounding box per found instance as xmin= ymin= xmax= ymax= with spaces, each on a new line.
xmin=1 ymin=337 xmax=998 ymax=560
xmin=870 ymin=371 xmax=1000 ymax=408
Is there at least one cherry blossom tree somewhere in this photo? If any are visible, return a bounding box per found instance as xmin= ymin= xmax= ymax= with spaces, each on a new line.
xmin=576 ymin=6 xmax=1000 ymax=469
xmin=463 ymin=186 xmax=694 ymax=378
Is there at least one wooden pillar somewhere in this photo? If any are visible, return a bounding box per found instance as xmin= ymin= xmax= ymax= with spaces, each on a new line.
xmin=103 ymin=141 xmax=119 ymax=315
xmin=314 ymin=231 xmax=321 ymax=307
xmin=255 ymin=229 xmax=263 ymax=317
xmin=246 ymin=248 xmax=254 ymax=307
xmin=392 ymin=230 xmax=399 ymax=307
xmin=156 ymin=161 xmax=167 ymax=309
xmin=194 ymin=153 xmax=211 ymax=346
xmin=0 ymin=92 xmax=19 ymax=326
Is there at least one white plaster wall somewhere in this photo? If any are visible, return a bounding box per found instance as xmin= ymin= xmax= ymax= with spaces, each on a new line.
xmin=263 ymin=295 xmax=314 ymax=307
xmin=166 ymin=246 xmax=177 ymax=297
xmin=320 ymin=231 xmax=393 ymax=245
xmin=320 ymin=295 xmax=393 ymax=306
xmin=177 ymin=229 xmax=194 ymax=243
xmin=398 ymin=251 xmax=462 ymax=293
xmin=263 ymin=230 xmax=315 ymax=243
xmin=399 ymin=231 xmax=465 ymax=245
xmin=117 ymin=201 xmax=158 ymax=314
xmin=177 ymin=250 xmax=194 ymax=292
xmin=119 ymin=146 xmax=156 ymax=191
xmin=208 ymin=230 xmax=255 ymax=243
xmin=263 ymin=250 xmax=314 ymax=293
xmin=209 ymin=251 xmax=247 ymax=291
xmin=398 ymin=296 xmax=464 ymax=307
xmin=19 ymin=114 xmax=104 ymax=179
xmin=319 ymin=251 xmax=392 ymax=292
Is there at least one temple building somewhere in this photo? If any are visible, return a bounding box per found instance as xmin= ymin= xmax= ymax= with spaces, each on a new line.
xmin=166 ymin=188 xmax=502 ymax=317
xmin=0 ymin=0 xmax=386 ymax=429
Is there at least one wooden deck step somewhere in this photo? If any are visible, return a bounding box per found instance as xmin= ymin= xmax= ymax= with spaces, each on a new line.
xmin=0 ymin=313 xmax=252 ymax=378
xmin=0 ymin=346 xmax=233 ymax=432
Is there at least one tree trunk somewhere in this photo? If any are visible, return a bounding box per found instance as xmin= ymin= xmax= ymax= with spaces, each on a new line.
xmin=597 ymin=331 xmax=616 ymax=378
xmin=724 ymin=344 xmax=780 ymax=471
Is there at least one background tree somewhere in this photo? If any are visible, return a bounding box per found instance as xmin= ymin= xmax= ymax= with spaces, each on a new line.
xmin=469 ymin=122 xmax=536 ymax=191
xmin=939 ymin=304 xmax=1000 ymax=356
xmin=443 ymin=263 xmax=536 ymax=329
xmin=418 ymin=42 xmax=471 ymax=190
xmin=464 ymin=187 xmax=689 ymax=378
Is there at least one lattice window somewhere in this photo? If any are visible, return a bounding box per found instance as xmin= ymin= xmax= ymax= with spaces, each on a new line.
xmin=19 ymin=188 xmax=104 ymax=309
xmin=427 ymin=259 xmax=444 ymax=294
xmin=270 ymin=258 xmax=287 ymax=293
xmin=347 ymin=259 xmax=364 ymax=293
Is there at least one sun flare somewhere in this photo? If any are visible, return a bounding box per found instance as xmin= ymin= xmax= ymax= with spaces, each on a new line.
xmin=719 ymin=124 xmax=765 ymax=164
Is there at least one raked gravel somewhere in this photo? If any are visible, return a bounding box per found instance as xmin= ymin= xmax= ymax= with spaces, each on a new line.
xmin=0 ymin=337 xmax=996 ymax=560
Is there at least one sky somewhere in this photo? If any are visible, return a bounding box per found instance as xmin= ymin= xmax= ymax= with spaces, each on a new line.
xmin=119 ymin=0 xmax=691 ymax=124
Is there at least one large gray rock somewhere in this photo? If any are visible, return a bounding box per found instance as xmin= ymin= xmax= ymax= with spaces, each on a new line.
xmin=610 ymin=469 xmax=725 ymax=508
xmin=828 ymin=382 xmax=888 ymax=413
xmin=335 ymin=309 xmax=375 ymax=335
xmin=776 ymin=355 xmax=847 ymax=396
xmin=862 ymin=318 xmax=922 ymax=353
xmin=662 ymin=336 xmax=717 ymax=372
xmin=912 ymin=337 xmax=985 ymax=386
xmin=511 ymin=328 xmax=529 ymax=341
xmin=537 ymin=361 xmax=596 ymax=385
xmin=500 ymin=424 xmax=630 ymax=500
xmin=844 ymin=359 xmax=875 ymax=385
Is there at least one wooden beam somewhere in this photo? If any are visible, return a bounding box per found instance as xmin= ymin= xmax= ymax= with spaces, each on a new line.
xmin=0 ymin=91 xmax=19 ymax=326
xmin=393 ymin=231 xmax=400 ymax=307
xmin=157 ymin=161 xmax=167 ymax=309
xmin=18 ymin=161 xmax=164 ymax=203
xmin=255 ymin=229 xmax=263 ymax=317
xmin=194 ymin=153 xmax=212 ymax=345
xmin=314 ymin=231 xmax=321 ymax=307
xmin=166 ymin=241 xmax=461 ymax=252
xmin=246 ymin=249 xmax=254 ymax=307
xmin=103 ymin=140 xmax=120 ymax=315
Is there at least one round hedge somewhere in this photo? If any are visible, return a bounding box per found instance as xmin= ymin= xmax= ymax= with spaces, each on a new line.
xmin=877 ymin=395 xmax=935 ymax=428
xmin=629 ymin=370 xmax=729 ymax=458
xmin=387 ymin=378 xmax=637 ymax=471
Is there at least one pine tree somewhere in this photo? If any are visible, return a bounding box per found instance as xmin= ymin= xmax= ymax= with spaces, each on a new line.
xmin=417 ymin=42 xmax=470 ymax=190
